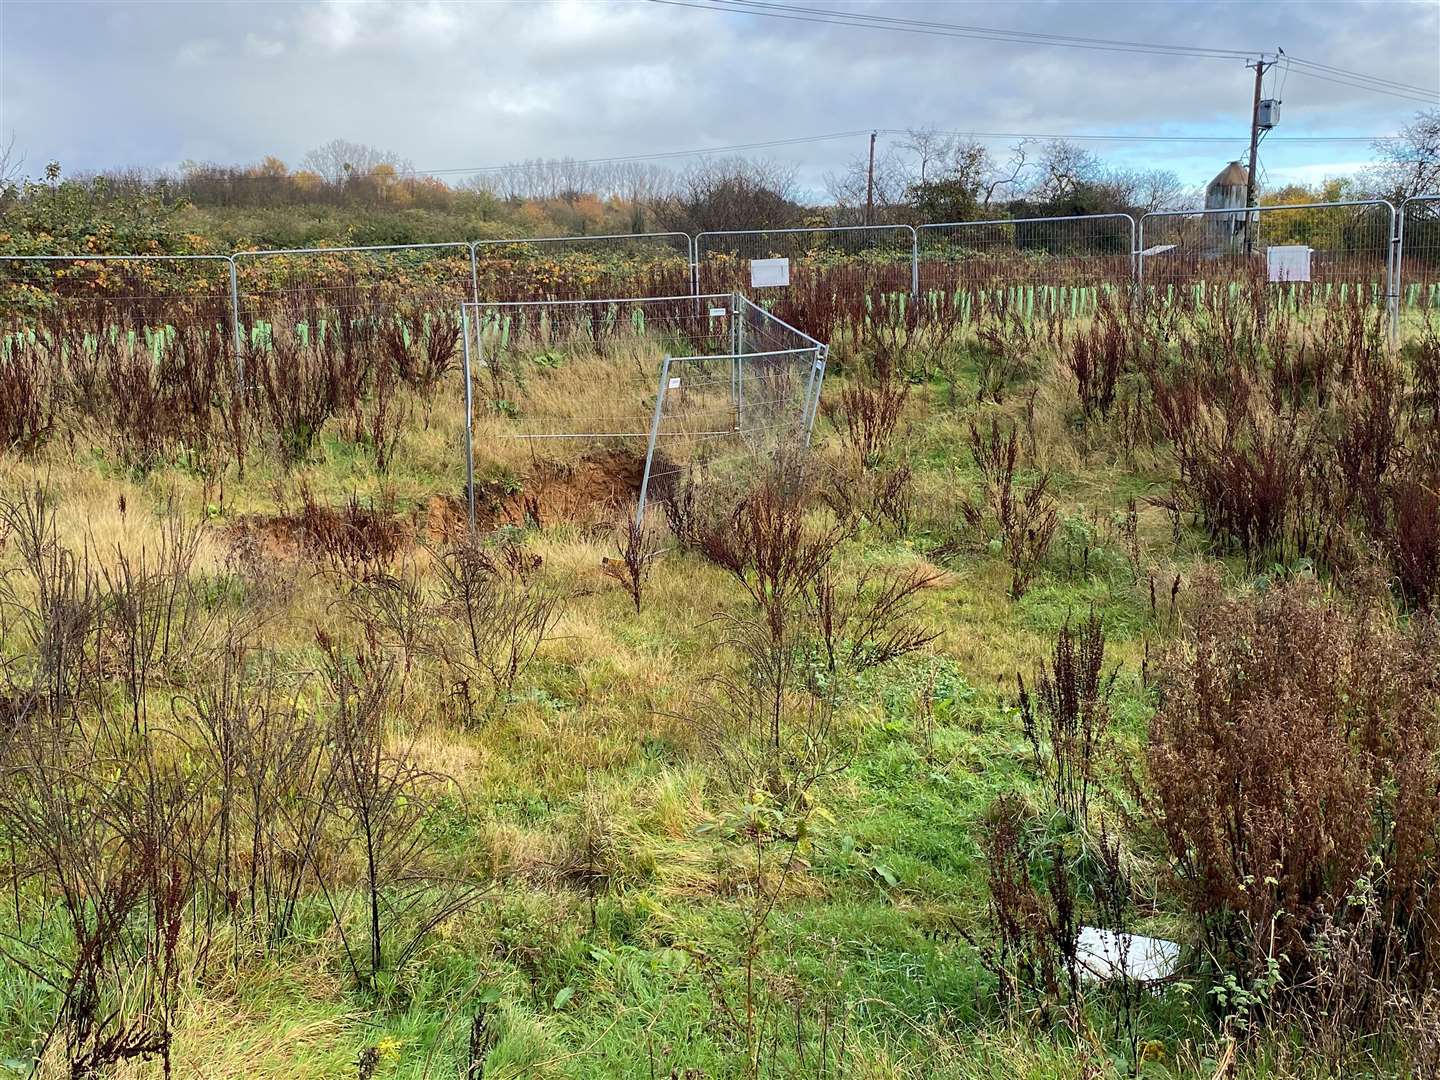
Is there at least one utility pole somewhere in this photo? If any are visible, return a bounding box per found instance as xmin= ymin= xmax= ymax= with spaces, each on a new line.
xmin=1243 ymin=54 xmax=1275 ymax=256
xmin=865 ymin=130 xmax=877 ymax=226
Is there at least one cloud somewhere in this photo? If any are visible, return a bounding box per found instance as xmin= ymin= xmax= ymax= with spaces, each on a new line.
xmin=244 ymin=34 xmax=287 ymax=60
xmin=2 ymin=0 xmax=1435 ymax=196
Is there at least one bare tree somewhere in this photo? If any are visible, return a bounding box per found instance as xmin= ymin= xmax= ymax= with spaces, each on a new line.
xmin=1027 ymin=139 xmax=1100 ymax=203
xmin=1364 ymin=108 xmax=1440 ymax=203
xmin=658 ymin=157 xmax=801 ymax=233
xmin=301 ymin=139 xmax=413 ymax=184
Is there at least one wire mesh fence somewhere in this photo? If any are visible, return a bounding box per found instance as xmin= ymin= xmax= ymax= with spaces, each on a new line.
xmin=1397 ymin=196 xmax=1440 ymax=312
xmin=695 ymin=225 xmax=917 ymax=304
xmin=472 ymin=232 xmax=693 ymax=302
xmin=456 ymin=291 xmax=825 ymax=529
xmin=233 ymin=242 xmax=474 ymax=353
xmin=637 ymin=294 xmax=826 ymax=523
xmin=10 ymin=196 xmax=1440 ymax=349
xmin=0 ymin=254 xmax=238 ymax=338
xmin=1138 ymin=201 xmax=1397 ymax=312
xmin=916 ymin=214 xmax=1135 ymax=317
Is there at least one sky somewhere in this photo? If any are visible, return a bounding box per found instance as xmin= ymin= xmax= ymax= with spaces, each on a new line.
xmin=1 ymin=0 xmax=1438 ymax=201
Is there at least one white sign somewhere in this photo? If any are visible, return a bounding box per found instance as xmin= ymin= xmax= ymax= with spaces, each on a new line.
xmin=667 ymin=377 xmax=681 ymax=390
xmin=708 ymin=307 xmax=727 ymax=317
xmin=750 ymin=257 xmax=790 ymax=288
xmin=1267 ymin=245 xmax=1312 ymax=283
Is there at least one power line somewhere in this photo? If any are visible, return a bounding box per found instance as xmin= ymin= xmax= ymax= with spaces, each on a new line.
xmin=1282 ymin=55 xmax=1438 ymax=99
xmin=653 ymin=0 xmax=1439 ymax=105
xmin=650 ymin=0 xmax=1251 ymax=60
xmin=877 ymin=128 xmax=1393 ymax=145
xmin=1281 ymin=64 xmax=1439 ymax=107
xmin=708 ymin=0 xmax=1252 ymax=58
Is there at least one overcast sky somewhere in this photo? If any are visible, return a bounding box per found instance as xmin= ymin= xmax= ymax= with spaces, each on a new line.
xmin=2 ymin=0 xmax=1437 ymax=200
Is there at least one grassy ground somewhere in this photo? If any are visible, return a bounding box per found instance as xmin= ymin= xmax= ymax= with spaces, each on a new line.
xmin=0 ymin=330 xmax=1410 ymax=1080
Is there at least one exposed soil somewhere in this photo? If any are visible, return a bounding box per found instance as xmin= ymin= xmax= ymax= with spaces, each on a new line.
xmin=223 ymin=450 xmax=645 ymax=566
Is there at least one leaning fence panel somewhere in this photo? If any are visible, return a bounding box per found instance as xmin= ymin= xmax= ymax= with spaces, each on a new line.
xmin=1138 ymin=201 xmax=1396 ymax=319
xmin=916 ymin=214 xmax=1135 ymax=318
xmin=471 ymin=233 xmax=693 ymax=302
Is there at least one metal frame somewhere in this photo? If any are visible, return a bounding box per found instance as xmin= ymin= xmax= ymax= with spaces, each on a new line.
xmin=1138 ymin=199 xmax=1396 ymax=287
xmin=0 ymin=252 xmax=244 ymax=375
xmin=472 ymin=232 xmax=694 ymax=301
xmin=917 ymin=212 xmax=1138 ymax=306
xmin=457 ymin=290 xmax=827 ymax=533
xmin=1396 ymin=194 xmax=1440 ymax=321
xmin=695 ymin=224 xmax=920 ymax=297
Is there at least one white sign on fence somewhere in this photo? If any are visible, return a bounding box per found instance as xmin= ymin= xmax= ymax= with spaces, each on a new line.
xmin=1267 ymin=245 xmax=1312 ymax=283
xmin=750 ymin=258 xmax=790 ymax=288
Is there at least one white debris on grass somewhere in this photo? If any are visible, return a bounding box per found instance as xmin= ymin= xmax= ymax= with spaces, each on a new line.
xmin=1075 ymin=927 xmax=1180 ymax=983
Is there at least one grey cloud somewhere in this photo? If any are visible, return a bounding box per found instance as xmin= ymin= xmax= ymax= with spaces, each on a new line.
xmin=1 ymin=0 xmax=1435 ymax=194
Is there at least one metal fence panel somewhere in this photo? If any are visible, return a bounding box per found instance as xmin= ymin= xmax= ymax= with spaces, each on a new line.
xmin=232 ymin=241 xmax=476 ymax=347
xmin=695 ymin=225 xmax=917 ymax=303
xmin=1138 ymin=200 xmax=1396 ymax=310
xmin=1397 ymin=195 xmax=1440 ymax=312
xmin=0 ymin=253 xmax=243 ymax=374
xmin=471 ymin=232 xmax=693 ymax=302
xmin=916 ymin=214 xmax=1135 ymax=316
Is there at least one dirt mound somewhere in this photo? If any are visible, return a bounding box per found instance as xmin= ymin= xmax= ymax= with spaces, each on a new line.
xmin=224 ymin=451 xmax=645 ymax=568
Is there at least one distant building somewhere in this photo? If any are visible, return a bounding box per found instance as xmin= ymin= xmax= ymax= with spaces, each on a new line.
xmin=1204 ymin=161 xmax=1251 ymax=254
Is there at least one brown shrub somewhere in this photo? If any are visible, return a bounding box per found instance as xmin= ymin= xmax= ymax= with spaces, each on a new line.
xmin=1136 ymin=576 xmax=1440 ymax=1012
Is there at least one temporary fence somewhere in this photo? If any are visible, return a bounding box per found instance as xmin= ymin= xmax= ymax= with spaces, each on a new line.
xmin=471 ymin=232 xmax=693 ymax=302
xmin=457 ymin=291 xmax=826 ymax=530
xmin=0 ymin=253 xmax=244 ymax=375
xmin=695 ymin=225 xmax=916 ymax=303
xmin=917 ymin=214 xmax=1135 ymax=317
xmin=1396 ymin=195 xmax=1440 ymax=313
xmin=232 ymin=241 xmax=475 ymax=357
xmin=9 ymin=195 xmax=1440 ymax=349
xmin=1137 ymin=200 xmax=1397 ymax=309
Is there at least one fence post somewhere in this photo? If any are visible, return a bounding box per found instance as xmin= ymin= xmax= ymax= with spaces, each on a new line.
xmin=227 ymin=256 xmax=244 ymax=382
xmin=1388 ymin=203 xmax=1400 ymax=349
xmin=804 ymin=347 xmax=828 ymax=446
xmin=461 ymin=304 xmax=477 ymax=534
xmin=730 ymin=289 xmax=741 ymax=424
xmin=690 ymin=235 xmax=699 ymax=298
xmin=1136 ymin=214 xmax=1148 ymax=309
xmin=636 ymin=354 xmax=672 ymax=528
xmin=907 ymin=225 xmax=919 ymax=299
xmin=468 ymin=242 xmax=481 ymax=305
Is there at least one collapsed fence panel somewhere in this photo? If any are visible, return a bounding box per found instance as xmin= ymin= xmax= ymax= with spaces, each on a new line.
xmin=1138 ymin=201 xmax=1397 ymax=316
xmin=471 ymin=233 xmax=693 ymax=302
xmin=916 ymin=214 xmax=1136 ymax=318
xmin=695 ymin=225 xmax=917 ymax=304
